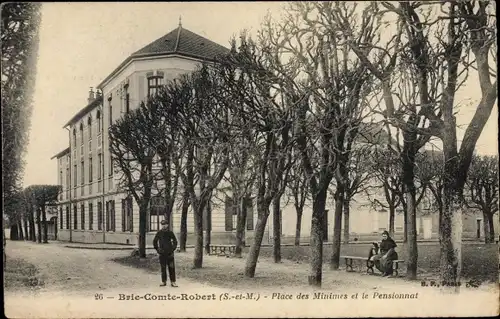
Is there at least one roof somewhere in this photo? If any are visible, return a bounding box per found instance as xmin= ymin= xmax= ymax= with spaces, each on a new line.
xmin=97 ymin=24 xmax=230 ymax=89
xmin=63 ymin=95 xmax=103 ymax=128
xmin=50 ymin=147 xmax=70 ymax=160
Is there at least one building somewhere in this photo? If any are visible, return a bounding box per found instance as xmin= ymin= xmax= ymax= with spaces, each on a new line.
xmin=52 ymin=23 xmax=498 ymax=245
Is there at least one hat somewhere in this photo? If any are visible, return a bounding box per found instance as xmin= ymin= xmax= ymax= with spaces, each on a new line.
xmin=160 ymin=219 xmax=169 ymax=225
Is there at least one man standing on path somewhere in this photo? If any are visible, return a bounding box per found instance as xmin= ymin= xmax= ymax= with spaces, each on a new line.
xmin=153 ymin=219 xmax=178 ymax=287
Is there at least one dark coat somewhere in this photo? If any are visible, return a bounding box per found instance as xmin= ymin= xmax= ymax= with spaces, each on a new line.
xmin=153 ymin=229 xmax=178 ymax=256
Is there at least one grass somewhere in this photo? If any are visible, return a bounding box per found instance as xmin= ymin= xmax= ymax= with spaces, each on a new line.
xmin=113 ymin=242 xmax=499 ymax=290
xmin=4 ymin=256 xmax=44 ymax=290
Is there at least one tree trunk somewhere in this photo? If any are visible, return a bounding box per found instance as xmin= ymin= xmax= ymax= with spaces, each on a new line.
xmin=234 ymin=195 xmax=247 ymax=258
xmin=42 ymin=205 xmax=48 ymax=243
xmin=192 ymin=199 xmax=206 ymax=269
xmin=343 ymin=199 xmax=350 ymax=244
xmin=138 ymin=202 xmax=148 ymax=258
xmin=330 ymin=186 xmax=344 ymax=270
xmin=18 ymin=221 xmax=24 ymax=240
xmin=403 ymin=204 xmax=408 ymax=243
xmin=389 ymin=206 xmax=395 ymax=237
xmin=402 ymin=146 xmax=418 ymax=280
xmin=272 ymin=195 xmax=281 ymax=263
xmin=10 ymin=224 xmax=18 ymax=240
xmin=308 ymin=188 xmax=328 ymax=287
xmin=439 ymin=191 xmax=463 ymax=287
xmin=486 ymin=212 xmax=495 ymax=244
xmin=29 ymin=209 xmax=36 ymax=242
xmin=244 ymin=199 xmax=271 ymax=277
xmin=23 ymin=217 xmax=29 ymax=241
xmin=294 ymin=206 xmax=303 ymax=246
xmin=204 ymin=200 xmax=212 ymax=255
xmin=36 ymin=207 xmax=42 ymax=243
xmin=482 ymin=211 xmax=490 ymax=244
xmin=179 ymin=191 xmax=189 ymax=252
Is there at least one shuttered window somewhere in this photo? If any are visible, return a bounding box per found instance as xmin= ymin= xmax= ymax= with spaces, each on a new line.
xmin=88 ymin=203 xmax=93 ymax=230
xmin=224 ymin=196 xmax=233 ymax=231
xmin=245 ymin=198 xmax=254 ymax=230
xmin=122 ymin=197 xmax=133 ymax=232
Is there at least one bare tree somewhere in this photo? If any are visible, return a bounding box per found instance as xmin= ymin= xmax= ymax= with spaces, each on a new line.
xmin=217 ymin=34 xmax=295 ymax=277
xmin=415 ymin=148 xmax=445 ymax=223
xmin=171 ymin=67 xmax=231 ymax=269
xmin=286 ymin=153 xmax=310 ymax=246
xmin=178 ymin=187 xmax=190 ymax=252
xmin=109 ymin=107 xmax=157 ymax=258
xmin=466 ymin=155 xmax=499 ymax=243
xmin=342 ymin=142 xmax=375 ymax=243
xmin=255 ymin=2 xmax=376 ymax=285
xmin=221 ymin=40 xmax=260 ymax=257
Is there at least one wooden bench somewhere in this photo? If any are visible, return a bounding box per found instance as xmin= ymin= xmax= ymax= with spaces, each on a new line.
xmin=341 ymin=255 xmax=405 ymax=277
xmin=209 ymin=244 xmax=236 ymax=257
xmin=342 ymin=256 xmax=375 ymax=274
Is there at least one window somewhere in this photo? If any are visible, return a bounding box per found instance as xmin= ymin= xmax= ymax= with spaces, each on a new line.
xmin=225 ymin=196 xmax=236 ymax=231
xmin=98 ymin=153 xmax=102 ymax=179
xmin=147 ymin=75 xmax=163 ymax=97
xmin=60 ymin=207 xmax=63 ymax=229
xmin=224 ymin=197 xmax=254 ymax=231
xmin=109 ymin=100 xmax=113 ymax=126
xmin=73 ymin=164 xmax=77 ymax=187
xmin=88 ymin=115 xmax=92 ymax=138
xmin=96 ymin=110 xmax=101 ymax=133
xmin=124 ymin=85 xmax=130 ymax=113
xmin=150 ymin=196 xmax=166 ymax=231
xmin=66 ymin=206 xmax=70 ymax=229
xmin=89 ymin=156 xmax=93 ymax=182
xmin=245 ymin=198 xmax=254 ymax=231
xmin=106 ymin=200 xmax=116 ymax=232
xmin=73 ymin=204 xmax=78 ymax=230
xmin=109 ymin=154 xmax=113 ymax=176
xmin=89 ymin=203 xmax=93 ymax=230
xmin=122 ymin=197 xmax=133 ymax=232
xmin=81 ymin=204 xmax=85 ymax=230
xmin=80 ymin=122 xmax=84 ymax=145
xmin=66 ymin=167 xmax=70 ymax=194
xmin=97 ymin=202 xmax=103 ymax=230
xmin=81 ymin=160 xmax=84 ymax=185
xmin=73 ymin=128 xmax=76 ymax=146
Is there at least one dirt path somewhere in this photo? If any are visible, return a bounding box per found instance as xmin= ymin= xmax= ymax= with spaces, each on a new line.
xmin=4 ymin=240 xmax=498 ymax=318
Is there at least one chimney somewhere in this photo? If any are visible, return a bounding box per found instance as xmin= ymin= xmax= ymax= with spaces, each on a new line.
xmin=95 ymin=89 xmax=102 ymax=99
xmin=88 ymin=87 xmax=95 ymax=104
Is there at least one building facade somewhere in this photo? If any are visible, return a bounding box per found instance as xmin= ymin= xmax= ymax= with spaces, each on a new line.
xmin=52 ymin=24 xmax=498 ymax=245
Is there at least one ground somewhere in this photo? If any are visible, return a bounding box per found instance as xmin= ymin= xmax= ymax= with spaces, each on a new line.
xmin=4 ymin=239 xmax=499 ymax=318
xmin=253 ymin=242 xmax=499 ymax=282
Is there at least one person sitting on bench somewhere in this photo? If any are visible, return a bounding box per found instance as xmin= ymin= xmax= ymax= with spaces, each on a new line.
xmin=369 ymin=231 xmax=398 ymax=277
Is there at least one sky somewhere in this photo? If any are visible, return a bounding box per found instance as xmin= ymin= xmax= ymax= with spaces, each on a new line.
xmin=23 ymin=2 xmax=498 ymax=187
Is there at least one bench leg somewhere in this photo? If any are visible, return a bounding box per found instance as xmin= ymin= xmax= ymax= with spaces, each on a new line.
xmin=366 ymin=260 xmax=374 ymax=274
xmin=392 ymin=262 xmax=399 ymax=277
